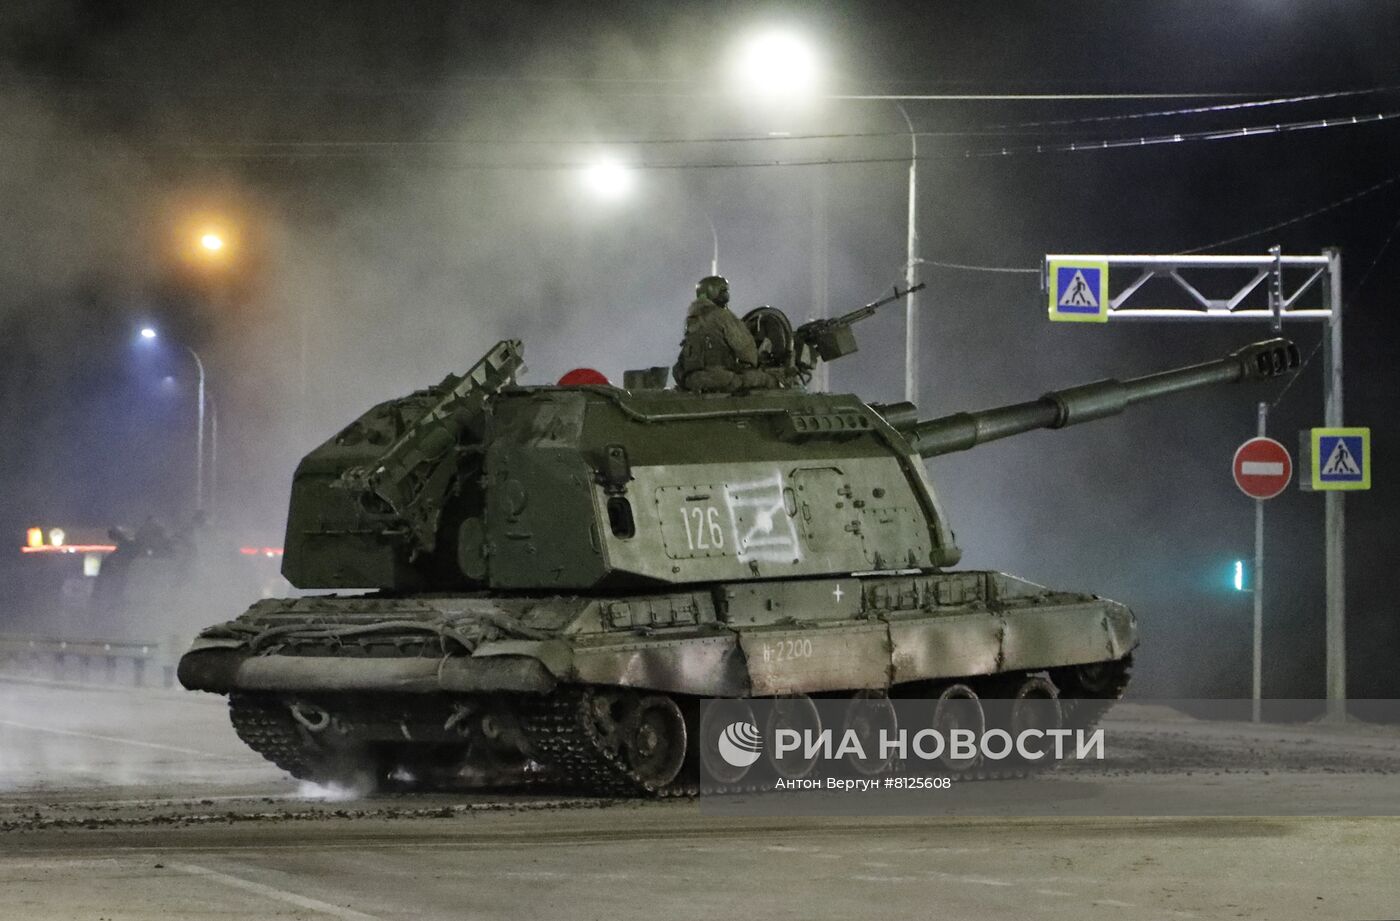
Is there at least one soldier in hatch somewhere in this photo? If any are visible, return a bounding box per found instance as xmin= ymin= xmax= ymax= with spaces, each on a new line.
xmin=673 ymin=275 xmax=789 ymax=392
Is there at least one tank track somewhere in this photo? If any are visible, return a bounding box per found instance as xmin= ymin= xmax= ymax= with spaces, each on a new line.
xmin=952 ymin=658 xmax=1133 ymax=782
xmin=226 ymin=656 xmax=1132 ymax=796
xmin=228 ymin=693 xmax=320 ymax=781
xmin=519 ymin=689 xmax=703 ymax=797
xmin=1059 ymin=655 xmax=1134 ymax=734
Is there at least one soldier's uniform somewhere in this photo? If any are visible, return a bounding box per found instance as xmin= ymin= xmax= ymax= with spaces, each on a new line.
xmin=673 ymin=277 xmax=788 ymax=393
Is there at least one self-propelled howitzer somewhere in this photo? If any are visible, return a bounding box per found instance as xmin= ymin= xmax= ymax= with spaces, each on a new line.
xmin=180 ymin=330 xmax=1297 ymax=795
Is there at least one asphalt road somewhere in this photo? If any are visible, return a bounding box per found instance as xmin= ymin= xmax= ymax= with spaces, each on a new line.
xmin=2 ymin=676 xmax=1399 ymax=920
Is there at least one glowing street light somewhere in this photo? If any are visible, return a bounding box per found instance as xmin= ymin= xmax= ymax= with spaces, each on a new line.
xmin=578 ymin=158 xmax=718 ymax=275
xmin=137 ymin=326 xmax=213 ymax=514
xmin=730 ymin=27 xmax=920 ymax=402
xmin=199 ymin=231 xmax=225 ymax=253
xmin=734 ymin=29 xmax=821 ymax=99
xmin=580 ymin=159 xmax=634 ymax=201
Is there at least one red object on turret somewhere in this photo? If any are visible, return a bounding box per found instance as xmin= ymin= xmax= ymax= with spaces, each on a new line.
xmin=557 ymin=368 xmax=610 ymax=386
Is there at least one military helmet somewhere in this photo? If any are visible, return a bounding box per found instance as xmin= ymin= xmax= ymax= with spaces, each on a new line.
xmin=696 ymin=275 xmax=730 ymax=306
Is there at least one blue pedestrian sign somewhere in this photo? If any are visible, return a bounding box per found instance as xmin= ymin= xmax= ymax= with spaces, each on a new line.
xmin=1047 ymin=258 xmax=1109 ymax=323
xmin=1310 ymin=427 xmax=1371 ymax=491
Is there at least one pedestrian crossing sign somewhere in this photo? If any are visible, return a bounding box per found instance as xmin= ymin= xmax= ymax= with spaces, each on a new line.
xmin=1048 ymin=259 xmax=1109 ymax=322
xmin=1311 ymin=427 xmax=1370 ymax=490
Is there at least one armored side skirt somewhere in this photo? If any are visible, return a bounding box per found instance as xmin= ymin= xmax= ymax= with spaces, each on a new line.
xmin=178 ymin=572 xmax=1137 ymax=699
xmin=178 ymin=650 xmax=556 ymax=695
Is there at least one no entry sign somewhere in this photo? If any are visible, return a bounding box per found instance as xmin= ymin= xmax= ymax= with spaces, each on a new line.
xmin=1233 ymin=437 xmax=1293 ymax=499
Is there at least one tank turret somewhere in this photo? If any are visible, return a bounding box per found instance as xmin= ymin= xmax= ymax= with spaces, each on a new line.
xmin=281 ymin=336 xmax=1297 ymax=593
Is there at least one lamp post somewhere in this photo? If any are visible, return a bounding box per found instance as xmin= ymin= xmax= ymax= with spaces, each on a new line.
xmin=896 ymin=104 xmax=919 ymax=404
xmin=140 ymin=327 xmax=210 ymax=513
xmin=734 ymin=29 xmax=922 ymax=400
xmin=579 ymin=159 xmax=721 ymax=276
xmin=703 ymin=211 xmax=720 ymax=277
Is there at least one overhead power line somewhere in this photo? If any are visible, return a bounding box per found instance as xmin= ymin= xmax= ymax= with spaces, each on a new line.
xmin=829 ymin=92 xmax=1267 ymax=101
xmin=971 ymin=85 xmax=1400 ymax=132
xmin=0 ymin=73 xmax=1281 ymax=100
xmin=916 ymin=259 xmax=1038 ymax=275
xmin=965 ymin=109 xmax=1400 ymax=157
xmin=1181 ymin=172 xmax=1400 ymax=253
xmin=917 ymin=171 xmax=1400 ymax=276
xmin=160 ymin=87 xmax=1400 ymax=150
xmin=148 ymin=106 xmax=1400 ymax=167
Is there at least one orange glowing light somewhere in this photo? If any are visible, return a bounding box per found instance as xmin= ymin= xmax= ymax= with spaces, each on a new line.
xmin=240 ymin=546 xmax=284 ymax=557
xmin=25 ymin=527 xmax=43 ymax=548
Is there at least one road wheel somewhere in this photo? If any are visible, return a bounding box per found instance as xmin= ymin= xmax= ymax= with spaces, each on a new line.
xmin=764 ymin=694 xmax=822 ymax=780
xmin=841 ymin=690 xmax=897 ymax=776
xmin=930 ymin=683 xmax=984 ymax=775
xmin=699 ymin=698 xmax=761 ymax=785
xmin=1004 ymin=674 xmax=1062 ymax=768
xmin=621 ymin=695 xmax=688 ymax=791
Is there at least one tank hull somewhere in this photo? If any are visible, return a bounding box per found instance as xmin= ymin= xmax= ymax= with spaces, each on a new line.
xmin=180 ymin=571 xmax=1134 ymax=794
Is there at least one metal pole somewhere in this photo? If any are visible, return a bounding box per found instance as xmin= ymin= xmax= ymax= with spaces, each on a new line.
xmin=186 ymin=346 xmax=206 ymax=512
xmin=1253 ymin=400 xmax=1266 ymax=723
xmin=207 ymin=395 xmax=218 ymax=521
xmin=810 ymin=170 xmax=830 ymax=392
xmin=897 ymin=105 xmax=918 ymax=404
xmin=704 ymin=213 xmax=719 ymax=277
xmin=299 ymin=307 xmax=309 ymax=428
xmin=1323 ymin=247 xmax=1346 ymax=720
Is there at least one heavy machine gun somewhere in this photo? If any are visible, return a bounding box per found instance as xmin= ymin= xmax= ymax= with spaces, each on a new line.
xmin=741 ymin=283 xmax=924 ymax=383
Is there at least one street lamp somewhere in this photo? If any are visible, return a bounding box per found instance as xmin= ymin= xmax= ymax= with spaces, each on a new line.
xmin=138 ymin=327 xmax=211 ymax=514
xmin=579 ymin=159 xmax=720 ymax=275
xmin=734 ymin=29 xmax=821 ymax=99
xmin=199 ymin=232 xmax=225 ymax=253
xmin=733 ymin=30 xmax=922 ymax=403
xmin=580 ymin=158 xmax=634 ymax=201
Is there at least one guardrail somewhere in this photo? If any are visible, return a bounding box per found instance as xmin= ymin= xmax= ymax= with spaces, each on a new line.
xmin=0 ymin=634 xmax=187 ymax=688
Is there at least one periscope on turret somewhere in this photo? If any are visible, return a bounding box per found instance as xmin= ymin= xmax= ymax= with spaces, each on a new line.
xmin=178 ymin=296 xmax=1299 ymax=796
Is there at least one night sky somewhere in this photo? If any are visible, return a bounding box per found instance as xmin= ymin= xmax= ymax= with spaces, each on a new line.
xmin=0 ymin=1 xmax=1396 ymax=697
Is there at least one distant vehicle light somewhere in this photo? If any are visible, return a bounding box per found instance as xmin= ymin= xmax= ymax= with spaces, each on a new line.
xmin=557 ymin=368 xmax=610 ymax=387
xmin=240 ymin=546 xmax=284 ymax=557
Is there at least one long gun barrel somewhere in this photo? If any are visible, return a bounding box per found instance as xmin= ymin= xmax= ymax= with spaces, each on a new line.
xmin=904 ymin=338 xmax=1299 ymax=458
xmin=828 ymin=282 xmax=926 ymax=327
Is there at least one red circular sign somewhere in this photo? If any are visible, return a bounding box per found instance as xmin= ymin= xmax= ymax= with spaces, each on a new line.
xmin=557 ymin=367 xmax=610 ymax=387
xmin=1232 ymin=436 xmax=1293 ymax=499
